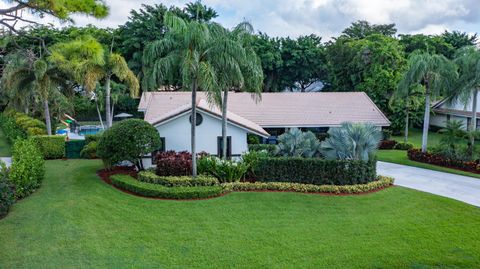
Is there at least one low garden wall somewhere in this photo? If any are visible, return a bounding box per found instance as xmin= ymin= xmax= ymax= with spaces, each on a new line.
xmin=253 ymin=157 xmax=377 ymax=185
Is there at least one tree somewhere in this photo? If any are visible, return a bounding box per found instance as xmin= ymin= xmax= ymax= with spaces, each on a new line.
xmin=397 ymin=52 xmax=458 ymax=152
xmin=399 ymin=34 xmax=455 ymax=58
xmin=97 ymin=119 xmax=161 ymax=170
xmin=184 ymin=0 xmax=218 ymax=22
xmin=441 ymin=30 xmax=478 ymax=50
xmin=218 ymin=22 xmax=263 ymax=159
xmin=49 ymin=35 xmax=139 ymax=128
xmin=341 ymin=20 xmax=397 ymax=39
xmin=280 ymin=34 xmax=326 ymax=91
xmin=143 ymin=12 xmax=229 ymax=177
xmin=390 ymin=84 xmax=424 ymax=142
xmin=251 ymin=33 xmax=283 ymax=92
xmin=452 ymin=46 xmax=480 ymax=156
xmin=0 ymin=0 xmax=108 ymax=33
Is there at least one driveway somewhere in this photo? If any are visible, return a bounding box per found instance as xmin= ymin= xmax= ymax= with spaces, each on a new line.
xmin=378 ymin=161 xmax=480 ymax=207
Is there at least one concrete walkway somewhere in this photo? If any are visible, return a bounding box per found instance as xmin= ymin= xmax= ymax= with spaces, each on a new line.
xmin=378 ymin=161 xmax=480 ymax=207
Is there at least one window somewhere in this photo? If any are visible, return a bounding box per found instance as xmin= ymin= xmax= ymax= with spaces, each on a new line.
xmin=217 ymin=136 xmax=232 ymax=158
xmin=152 ymin=137 xmax=166 ymax=162
xmin=189 ymin=113 xmax=203 ymax=126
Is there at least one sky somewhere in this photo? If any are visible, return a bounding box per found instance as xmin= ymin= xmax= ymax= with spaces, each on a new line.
xmin=2 ymin=0 xmax=480 ymax=39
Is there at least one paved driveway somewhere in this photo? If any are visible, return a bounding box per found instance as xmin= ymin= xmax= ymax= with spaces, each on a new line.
xmin=378 ymin=161 xmax=480 ymax=207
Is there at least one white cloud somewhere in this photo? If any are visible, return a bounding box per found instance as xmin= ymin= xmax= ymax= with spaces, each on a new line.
xmin=1 ymin=0 xmax=479 ymax=39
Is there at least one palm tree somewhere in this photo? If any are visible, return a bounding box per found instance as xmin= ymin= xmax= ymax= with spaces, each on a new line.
xmin=49 ymin=36 xmax=139 ymax=128
xmin=2 ymin=52 xmax=65 ymax=135
xmin=217 ymin=22 xmax=263 ymax=159
xmin=398 ymin=52 xmax=458 ymax=152
xmin=143 ymin=12 xmax=230 ymax=177
xmin=452 ymin=46 xmax=480 ymax=155
xmin=390 ymin=84 xmax=424 ymax=143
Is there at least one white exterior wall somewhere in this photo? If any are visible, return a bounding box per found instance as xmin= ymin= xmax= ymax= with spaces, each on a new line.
xmin=155 ymin=111 xmax=248 ymax=156
xmin=430 ymin=114 xmax=468 ymax=129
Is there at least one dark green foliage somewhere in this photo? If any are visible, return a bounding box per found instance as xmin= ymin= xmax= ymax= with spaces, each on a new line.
xmin=85 ymin=134 xmax=102 ymax=145
xmin=316 ymin=133 xmax=329 ymax=142
xmin=110 ymin=174 xmax=224 ymax=199
xmin=441 ymin=30 xmax=478 ymax=50
xmin=0 ymin=112 xmax=47 ymax=143
xmin=247 ymin=133 xmax=260 ymax=144
xmin=253 ymin=157 xmax=377 ymax=185
xmin=197 ymin=156 xmax=248 ymax=183
xmin=248 ymin=144 xmax=276 ymax=154
xmin=0 ymin=114 xmax=26 ymax=143
xmin=80 ymin=141 xmax=97 ymax=159
xmin=97 ymin=119 xmax=160 ymax=170
xmin=9 ymin=139 xmax=45 ymax=199
xmin=0 ymin=161 xmax=15 ymax=219
xmin=399 ymin=34 xmax=455 ymax=58
xmin=30 ymin=135 xmax=65 ymax=159
xmin=65 ymin=140 xmax=86 ymax=159
xmin=342 ymin=20 xmax=397 ymax=39
xmin=394 ymin=142 xmax=414 ymax=150
xmin=137 ymin=171 xmax=218 ymax=187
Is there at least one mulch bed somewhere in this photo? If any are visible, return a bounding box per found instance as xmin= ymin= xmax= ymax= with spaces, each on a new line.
xmin=97 ymin=167 xmax=393 ymax=200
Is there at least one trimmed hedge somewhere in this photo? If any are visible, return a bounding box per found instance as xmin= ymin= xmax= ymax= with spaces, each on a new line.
xmin=9 ymin=139 xmax=45 ymax=199
xmin=110 ymin=174 xmax=224 ymax=199
xmin=137 ymin=171 xmax=218 ymax=187
xmin=0 ymin=112 xmax=47 ymax=143
xmin=248 ymin=144 xmax=276 ymax=154
xmin=253 ymin=157 xmax=377 ymax=185
xmin=378 ymin=140 xmax=397 ymax=150
xmin=223 ymin=176 xmax=394 ymax=194
xmin=0 ymin=161 xmax=15 ymax=219
xmin=85 ymin=134 xmax=102 ymax=145
xmin=31 ymin=135 xmax=65 ymax=159
xmin=80 ymin=141 xmax=98 ymax=159
xmin=394 ymin=142 xmax=414 ymax=150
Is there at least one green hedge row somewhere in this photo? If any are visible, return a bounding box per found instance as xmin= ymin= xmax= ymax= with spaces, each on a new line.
xmin=9 ymin=139 xmax=45 ymax=199
xmin=137 ymin=171 xmax=218 ymax=187
xmin=223 ymin=176 xmax=394 ymax=194
xmin=253 ymin=157 xmax=377 ymax=185
xmin=110 ymin=175 xmax=224 ymax=199
xmin=30 ymin=135 xmax=65 ymax=159
xmin=0 ymin=112 xmax=47 ymax=143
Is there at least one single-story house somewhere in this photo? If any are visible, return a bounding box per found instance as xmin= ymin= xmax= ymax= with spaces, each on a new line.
xmin=430 ymin=92 xmax=480 ymax=130
xmin=138 ymin=91 xmax=390 ymax=167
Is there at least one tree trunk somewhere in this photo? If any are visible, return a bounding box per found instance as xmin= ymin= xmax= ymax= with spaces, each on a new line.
xmin=191 ymin=81 xmax=198 ymax=178
xmin=105 ymin=76 xmax=112 ymax=128
xmin=421 ymin=88 xmax=431 ymax=153
xmin=469 ymin=88 xmax=478 ymax=157
xmin=95 ymin=99 xmax=105 ymax=130
xmin=110 ymin=103 xmax=115 ymax=126
xmin=222 ymin=89 xmax=228 ymax=159
xmin=44 ymin=100 xmax=52 ymax=135
xmin=404 ymin=108 xmax=409 ymax=143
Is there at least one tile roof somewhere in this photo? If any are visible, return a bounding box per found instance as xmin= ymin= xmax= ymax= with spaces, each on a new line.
xmin=141 ymin=91 xmax=390 ymax=129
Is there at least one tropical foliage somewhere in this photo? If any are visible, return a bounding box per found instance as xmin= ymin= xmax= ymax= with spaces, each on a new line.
xmin=275 ymin=128 xmax=321 ymax=158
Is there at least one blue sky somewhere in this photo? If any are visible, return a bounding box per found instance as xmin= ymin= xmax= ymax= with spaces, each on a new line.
xmin=3 ymin=0 xmax=480 ymax=39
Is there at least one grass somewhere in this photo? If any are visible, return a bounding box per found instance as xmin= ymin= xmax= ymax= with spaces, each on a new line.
xmin=391 ymin=128 xmax=444 ymax=148
xmin=1 ymin=159 xmax=480 ymax=268
xmin=0 ymin=128 xmax=11 ymax=157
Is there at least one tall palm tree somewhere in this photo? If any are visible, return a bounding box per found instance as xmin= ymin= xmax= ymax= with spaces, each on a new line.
xmin=452 ymin=46 xmax=480 ymax=155
xmin=398 ymin=52 xmax=457 ymax=152
xmin=390 ymin=84 xmax=424 ymax=143
xmin=2 ymin=52 xmax=65 ymax=135
xmin=143 ymin=12 xmax=230 ymax=177
xmin=49 ymin=36 xmax=139 ymax=128
xmin=218 ymin=22 xmax=263 ymax=159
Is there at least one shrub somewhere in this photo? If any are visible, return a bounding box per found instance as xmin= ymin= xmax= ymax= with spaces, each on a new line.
xmin=247 ymin=133 xmax=260 ymax=144
xmin=378 ymin=140 xmax=397 ymax=150
xmin=321 ymin=122 xmax=382 ymax=161
xmin=382 ymin=129 xmax=393 ymax=140
xmin=0 ymin=114 xmax=26 ymax=143
xmin=241 ymin=150 xmax=269 ymax=179
xmin=30 ymin=135 xmax=65 ymax=159
xmin=407 ymin=148 xmax=479 ymax=173
xmin=253 ymin=157 xmax=377 ymax=185
xmin=394 ymin=142 xmax=414 ymax=150
xmin=97 ymin=119 xmax=161 ymax=170
xmin=110 ymin=174 xmax=224 ymax=199
xmin=156 ymin=151 xmax=192 ymax=176
xmin=80 ymin=141 xmax=98 ymax=159
xmin=275 ymin=128 xmax=321 ymax=157
xmin=197 ymin=156 xmax=248 ymax=183
xmin=223 ymin=176 xmax=394 ymax=194
xmin=0 ymin=112 xmax=47 ymax=143
xmin=9 ymin=139 xmax=45 ymax=199
xmin=316 ymin=133 xmax=330 ymax=142
xmin=248 ymin=144 xmax=276 ymax=154
xmin=137 ymin=171 xmax=218 ymax=186
xmin=0 ymin=161 xmax=15 ymax=219
xmin=85 ymin=134 xmax=102 ymax=145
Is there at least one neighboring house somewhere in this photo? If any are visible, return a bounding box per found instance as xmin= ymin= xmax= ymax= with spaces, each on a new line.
xmin=431 ymin=92 xmax=480 ymax=130
xmin=139 ymin=91 xmax=390 ymax=167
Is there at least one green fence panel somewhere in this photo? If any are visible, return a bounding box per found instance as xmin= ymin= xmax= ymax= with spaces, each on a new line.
xmin=65 ymin=140 xmax=86 ymax=159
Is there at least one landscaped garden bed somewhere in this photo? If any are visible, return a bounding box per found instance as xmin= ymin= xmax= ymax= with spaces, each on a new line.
xmin=408 ymin=148 xmax=480 ymax=174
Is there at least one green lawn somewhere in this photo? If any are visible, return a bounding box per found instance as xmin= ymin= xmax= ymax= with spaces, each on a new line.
xmin=391 ymin=128 xmax=444 ymax=148
xmin=1 ymin=160 xmax=479 ymax=268
xmin=0 ymin=128 xmax=11 ymax=157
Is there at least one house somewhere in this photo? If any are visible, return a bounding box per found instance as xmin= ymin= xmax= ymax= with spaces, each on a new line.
xmin=430 ymin=92 xmax=480 ymax=130
xmin=139 ymin=91 xmax=390 ymax=167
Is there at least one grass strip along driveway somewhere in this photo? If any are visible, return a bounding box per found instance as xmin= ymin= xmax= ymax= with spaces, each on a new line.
xmin=0 ymin=160 xmax=479 ymax=268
